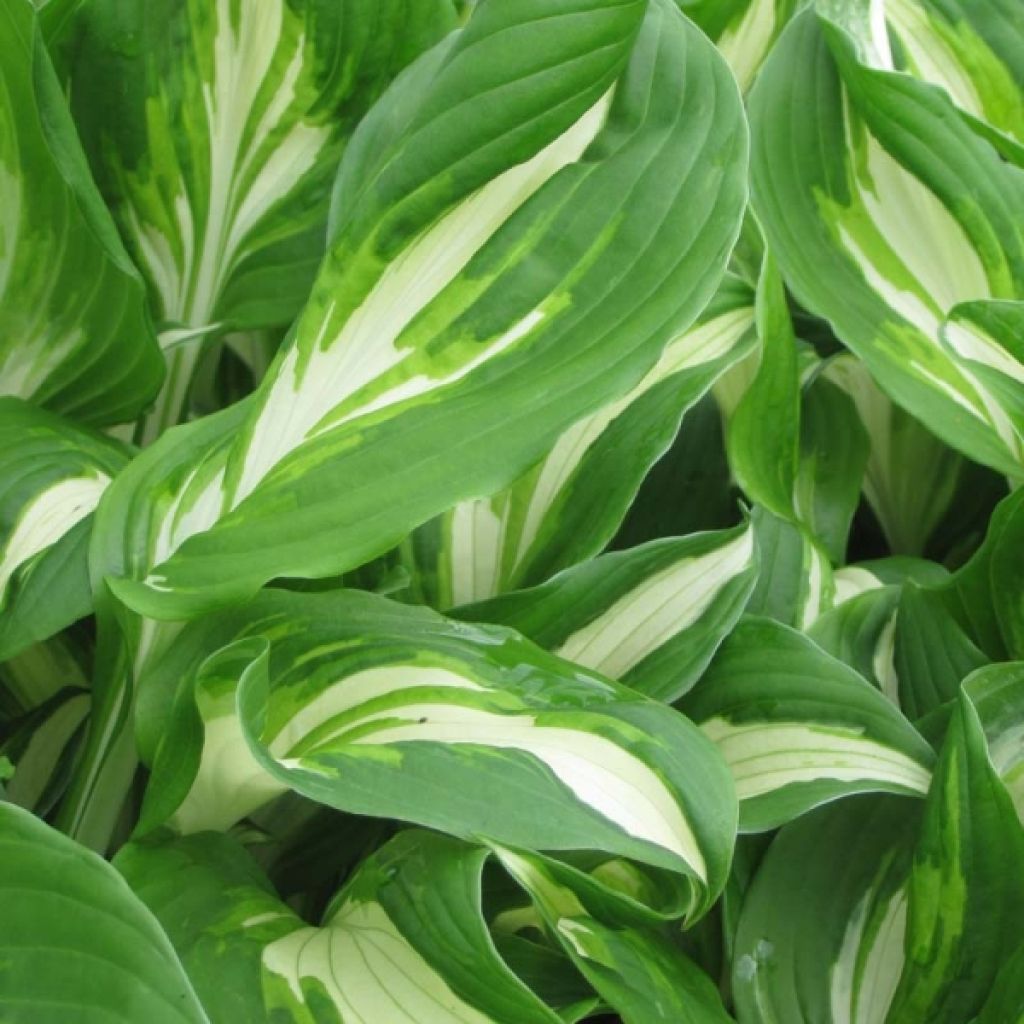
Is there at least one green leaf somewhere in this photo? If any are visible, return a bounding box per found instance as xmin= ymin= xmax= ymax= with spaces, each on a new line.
xmin=749 ymin=6 xmax=1024 ymax=476
xmin=681 ymin=617 xmax=935 ymax=831
xmin=494 ymin=844 xmax=734 ymax=1024
xmin=457 ymin=521 xmax=759 ymax=702
xmin=117 ymin=828 xmax=564 ymax=1024
xmin=745 ymin=506 xmax=834 ymax=631
xmin=0 ymin=398 xmax=131 ymax=660
xmin=0 ymin=0 xmax=163 ymax=425
xmin=964 ymin=662 xmax=1024 ymax=823
xmin=0 ymin=801 xmax=208 ymax=1023
xmin=886 ymin=689 xmax=1024 ymax=1023
xmin=137 ymin=588 xmax=738 ymax=919
xmin=727 ymin=252 xmax=801 ymax=522
xmin=824 ymin=354 xmax=969 ymax=555
xmin=892 ymin=582 xmax=989 ymax=720
xmin=96 ymin=0 xmax=749 ymax=621
xmin=405 ymin=274 xmax=756 ymax=607
xmin=732 ymin=795 xmax=919 ymax=1023
xmin=794 ymin=374 xmax=870 ymax=563
xmin=46 ymin=0 xmax=459 ymax=439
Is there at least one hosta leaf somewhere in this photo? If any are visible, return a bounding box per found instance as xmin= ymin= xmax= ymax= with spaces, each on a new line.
xmin=931 ymin=486 xmax=1024 ymax=660
xmin=117 ymin=828 xmax=564 ymax=1024
xmin=750 ymin=6 xmax=1024 ymax=476
xmin=976 ymin=940 xmax=1024 ymax=1024
xmin=0 ymin=398 xmax=130 ymax=660
xmin=98 ymin=0 xmax=748 ymax=621
xmin=883 ymin=0 xmax=1024 ymax=149
xmin=891 ymin=581 xmax=989 ymax=720
xmin=823 ymin=354 xmax=968 ymax=555
xmin=677 ymin=0 xmax=801 ymax=92
xmin=407 ymin=275 xmax=756 ymax=608
xmin=964 ymin=662 xmax=1024 ymax=823
xmin=745 ymin=507 xmax=834 ymax=631
xmin=795 ymin=374 xmax=870 ymax=563
xmin=46 ymin=0 xmax=458 ymax=438
xmin=1 ymin=686 xmax=90 ymax=815
xmin=808 ymin=584 xmax=901 ymax=699
xmin=494 ymin=845 xmax=734 ymax=1024
xmin=0 ymin=801 xmax=207 ymax=1024
xmin=732 ymin=795 xmax=919 ymax=1024
xmin=0 ymin=0 xmax=163 ymax=425
xmin=681 ymin=617 xmax=935 ymax=831
xmin=137 ymin=588 xmax=737 ymax=918
xmin=458 ymin=521 xmax=759 ymax=702
xmin=727 ymin=252 xmax=801 ymax=523
xmin=886 ymin=689 xmax=1024 ymax=1023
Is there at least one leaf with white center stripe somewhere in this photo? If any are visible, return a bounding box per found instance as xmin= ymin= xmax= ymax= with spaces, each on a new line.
xmin=732 ymin=794 xmax=919 ymax=1024
xmin=0 ymin=398 xmax=130 ymax=661
xmin=882 ymin=0 xmax=1024 ymax=153
xmin=0 ymin=801 xmax=208 ymax=1024
xmin=117 ymin=828 xmax=567 ymax=1024
xmin=456 ymin=522 xmax=758 ymax=702
xmin=0 ymin=0 xmax=163 ymax=426
xmin=97 ymin=0 xmax=748 ymax=622
xmin=405 ymin=275 xmax=756 ymax=608
xmin=135 ymin=588 xmax=737 ymax=918
xmin=46 ymin=0 xmax=459 ymax=440
xmin=749 ymin=6 xmax=1024 ymax=477
xmin=886 ymin=689 xmax=1024 ymax=1023
xmin=744 ymin=507 xmax=834 ymax=631
xmin=680 ymin=617 xmax=935 ymax=831
xmin=676 ymin=0 xmax=800 ymax=93
xmin=493 ymin=844 xmax=734 ymax=1024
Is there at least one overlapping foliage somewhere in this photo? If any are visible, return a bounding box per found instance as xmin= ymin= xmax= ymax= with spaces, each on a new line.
xmin=2 ymin=0 xmax=1023 ymax=1020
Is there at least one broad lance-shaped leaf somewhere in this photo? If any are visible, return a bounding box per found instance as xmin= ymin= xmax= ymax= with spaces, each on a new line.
xmin=749 ymin=5 xmax=1024 ymax=476
xmin=732 ymin=795 xmax=919 ymax=1024
xmin=136 ymin=588 xmax=737 ymax=918
xmin=116 ymin=829 xmax=568 ymax=1024
xmin=98 ymin=0 xmax=748 ymax=621
xmin=45 ymin=0 xmax=459 ymax=440
xmin=680 ymin=616 xmax=935 ymax=831
xmin=0 ymin=0 xmax=162 ymax=426
xmin=727 ymin=251 xmax=801 ymax=524
xmin=457 ymin=522 xmax=758 ymax=703
xmin=886 ymin=689 xmax=1024 ymax=1023
xmin=0 ymin=801 xmax=208 ymax=1024
xmin=881 ymin=0 xmax=1024 ymax=153
xmin=744 ymin=506 xmax=834 ymax=631
xmin=0 ymin=398 xmax=130 ymax=661
xmin=493 ymin=844 xmax=734 ymax=1024
xmin=405 ymin=274 xmax=756 ymax=608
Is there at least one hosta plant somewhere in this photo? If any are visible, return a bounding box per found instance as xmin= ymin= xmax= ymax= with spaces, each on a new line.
xmin=1 ymin=0 xmax=1023 ymax=1021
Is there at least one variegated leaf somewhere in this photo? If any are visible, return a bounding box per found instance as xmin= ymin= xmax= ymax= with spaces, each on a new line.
xmin=732 ymin=795 xmax=919 ymax=1024
xmin=0 ymin=0 xmax=163 ymax=426
xmin=750 ymin=5 xmax=1024 ymax=476
xmin=93 ymin=0 xmax=748 ymax=622
xmin=406 ymin=275 xmax=756 ymax=608
xmin=457 ymin=522 xmax=759 ymax=703
xmin=886 ymin=689 xmax=1024 ymax=1023
xmin=0 ymin=398 xmax=130 ymax=660
xmin=46 ymin=0 xmax=459 ymax=440
xmin=117 ymin=828 xmax=566 ymax=1024
xmin=137 ymin=588 xmax=737 ymax=918
xmin=681 ymin=616 xmax=935 ymax=831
